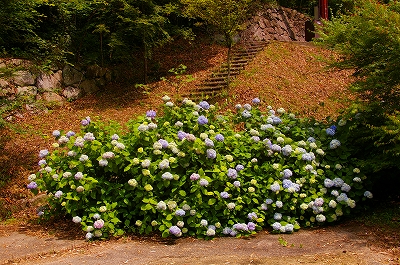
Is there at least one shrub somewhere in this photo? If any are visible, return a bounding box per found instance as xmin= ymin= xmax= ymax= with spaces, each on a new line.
xmin=27 ymin=97 xmax=373 ymax=239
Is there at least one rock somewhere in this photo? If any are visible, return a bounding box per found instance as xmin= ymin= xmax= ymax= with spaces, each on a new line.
xmin=16 ymin=86 xmax=37 ymax=96
xmin=63 ymin=65 xmax=84 ymax=86
xmin=86 ymin=65 xmax=107 ymax=79
xmin=80 ymin=79 xmax=99 ymax=94
xmin=36 ymin=70 xmax=63 ymax=91
xmin=12 ymin=70 xmax=35 ymax=86
xmin=42 ymin=92 xmax=65 ymax=106
xmin=62 ymin=86 xmax=82 ymax=100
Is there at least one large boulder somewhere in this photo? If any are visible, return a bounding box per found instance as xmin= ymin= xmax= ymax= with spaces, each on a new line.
xmin=80 ymin=79 xmax=99 ymax=94
xmin=62 ymin=86 xmax=82 ymax=100
xmin=12 ymin=70 xmax=35 ymax=86
xmin=41 ymin=92 xmax=65 ymax=106
xmin=36 ymin=70 xmax=63 ymax=91
xmin=63 ymin=65 xmax=84 ymax=86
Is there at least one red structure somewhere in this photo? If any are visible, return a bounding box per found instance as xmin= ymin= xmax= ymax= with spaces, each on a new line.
xmin=319 ymin=0 xmax=328 ymax=20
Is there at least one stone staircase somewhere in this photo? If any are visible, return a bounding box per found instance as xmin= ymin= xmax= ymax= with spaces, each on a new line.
xmin=184 ymin=40 xmax=269 ymax=101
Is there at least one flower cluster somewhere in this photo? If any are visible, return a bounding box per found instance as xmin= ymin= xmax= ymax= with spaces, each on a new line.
xmin=27 ymin=97 xmax=373 ymax=240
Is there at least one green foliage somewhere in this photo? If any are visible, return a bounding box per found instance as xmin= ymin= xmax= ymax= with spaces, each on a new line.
xmin=27 ymin=97 xmax=373 ymax=240
xmin=316 ymin=0 xmax=400 ymax=113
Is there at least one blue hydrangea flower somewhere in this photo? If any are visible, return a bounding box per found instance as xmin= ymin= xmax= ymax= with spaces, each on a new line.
xmin=252 ymin=98 xmax=261 ymax=104
xmin=272 ymin=117 xmax=282 ymax=124
xmin=326 ymin=128 xmax=336 ymax=136
xmin=38 ymin=149 xmax=49 ymax=158
xmin=341 ymin=183 xmax=351 ymax=192
xmin=281 ymin=169 xmax=292 ymax=179
xmin=273 ymin=212 xmax=282 ymax=220
xmin=337 ymin=193 xmax=348 ymax=202
xmin=198 ymin=115 xmax=208 ymax=125
xmin=233 ymin=181 xmax=241 ymax=187
xmin=275 ymin=201 xmax=283 ymax=208
xmin=324 ymin=178 xmax=334 ymax=188
xmin=206 ymin=149 xmax=217 ymax=159
xmin=227 ymin=168 xmax=238 ymax=179
xmin=307 ymin=137 xmax=316 ymax=143
xmin=272 ymin=222 xmax=282 ymax=230
xmin=281 ymin=145 xmax=293 ymax=156
xmin=81 ymin=117 xmax=90 ymax=126
xmin=233 ymin=223 xmax=248 ymax=231
xmin=364 ymin=191 xmax=373 ymax=199
xmin=198 ymin=101 xmax=210 ymax=110
xmin=270 ymin=183 xmax=281 ymax=192
xmin=222 ymin=227 xmax=232 ymax=235
xmin=301 ymin=152 xmax=314 ymax=161
xmin=329 ymin=139 xmax=341 ymax=149
xmin=66 ymin=131 xmax=76 ymax=138
xmin=284 ymin=224 xmax=294 ymax=233
xmin=333 ymin=177 xmax=344 ymax=187
xmin=38 ymin=159 xmax=46 ymax=166
xmin=146 ymin=110 xmax=156 ymax=119
xmin=265 ymin=198 xmax=273 ymax=204
xmin=251 ymin=136 xmax=260 ymax=142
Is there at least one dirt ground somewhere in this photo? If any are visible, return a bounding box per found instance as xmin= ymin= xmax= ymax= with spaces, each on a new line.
xmin=0 ymin=219 xmax=399 ymax=265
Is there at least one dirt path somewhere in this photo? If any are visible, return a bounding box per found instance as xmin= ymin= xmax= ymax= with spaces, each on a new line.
xmin=1 ymin=221 xmax=398 ymax=265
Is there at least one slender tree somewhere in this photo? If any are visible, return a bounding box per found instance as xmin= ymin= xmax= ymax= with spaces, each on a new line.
xmin=181 ymin=0 xmax=253 ymax=88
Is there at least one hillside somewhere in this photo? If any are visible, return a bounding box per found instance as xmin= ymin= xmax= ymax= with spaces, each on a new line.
xmin=0 ymin=40 xmax=354 ymax=222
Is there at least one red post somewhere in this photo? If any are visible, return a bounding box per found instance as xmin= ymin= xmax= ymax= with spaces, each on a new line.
xmin=319 ymin=0 xmax=328 ymax=20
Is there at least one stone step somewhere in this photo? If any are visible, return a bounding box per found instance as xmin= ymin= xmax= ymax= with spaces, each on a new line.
xmin=195 ymin=85 xmax=226 ymax=92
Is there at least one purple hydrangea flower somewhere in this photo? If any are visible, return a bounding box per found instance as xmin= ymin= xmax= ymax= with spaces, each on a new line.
xmin=282 ymin=169 xmax=293 ymax=179
xmin=146 ymin=110 xmax=156 ymax=119
xmin=307 ymin=137 xmax=316 ymax=143
xmin=272 ymin=117 xmax=282 ymax=124
xmin=233 ymin=223 xmax=248 ymax=231
xmin=251 ymin=136 xmax=260 ymax=142
xmin=235 ymin=164 xmax=244 ymax=171
xmin=215 ymin=134 xmax=224 ymax=142
xmin=242 ymin=110 xmax=252 ymax=118
xmin=222 ymin=227 xmax=232 ymax=235
xmin=38 ymin=159 xmax=47 ymax=166
xmin=252 ymin=98 xmax=261 ymax=104
xmin=301 ymin=153 xmax=314 ymax=161
xmin=175 ymin=209 xmax=186 ymax=216
xmin=93 ymin=219 xmax=105 ymax=229
xmin=265 ymin=198 xmax=273 ymax=204
xmin=198 ymin=101 xmax=210 ymax=110
xmin=220 ymin=191 xmax=230 ymax=199
xmin=66 ymin=131 xmax=76 ymax=138
xmin=158 ymin=139 xmax=169 ymax=148
xmin=248 ymin=212 xmax=258 ymax=220
xmin=27 ymin=181 xmax=38 ymax=189
xmin=205 ymin=138 xmax=214 ymax=147
xmin=74 ymin=172 xmax=83 ymax=180
xmin=199 ymin=179 xmax=209 ymax=186
xmin=270 ymin=183 xmax=281 ymax=192
xmin=282 ymin=145 xmax=293 ymax=156
xmin=84 ymin=132 xmax=95 ymax=141
xmin=314 ymin=198 xmax=324 ymax=207
xmin=54 ymin=190 xmax=63 ymax=198
xmin=111 ymin=134 xmax=120 ymax=140
xmin=190 ymin=173 xmax=200 ymax=181
xmin=177 ymin=131 xmax=187 ymax=140
xmin=81 ymin=117 xmax=90 ymax=126
xmin=271 ymin=144 xmax=281 ymax=153
xmin=247 ymin=222 xmax=256 ymax=231
xmin=233 ymin=181 xmax=241 ymax=187
xmin=206 ymin=149 xmax=217 ymax=159
xmin=52 ymin=130 xmax=61 ymax=138
xmin=227 ymin=168 xmax=238 ymax=179
xmin=198 ymin=115 xmax=208 ymax=125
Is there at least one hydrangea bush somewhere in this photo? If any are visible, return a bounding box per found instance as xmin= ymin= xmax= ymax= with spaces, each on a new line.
xmin=27 ymin=96 xmax=373 ymax=240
